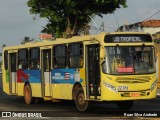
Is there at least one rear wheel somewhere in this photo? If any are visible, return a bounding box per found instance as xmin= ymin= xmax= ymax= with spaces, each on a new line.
xmin=24 ymin=84 xmax=36 ymax=104
xmin=75 ymin=87 xmax=89 ymax=111
xmin=117 ymin=100 xmax=134 ymax=110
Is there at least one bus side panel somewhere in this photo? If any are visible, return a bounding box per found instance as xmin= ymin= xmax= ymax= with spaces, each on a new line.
xmin=17 ymin=83 xmax=24 ymax=96
xmin=30 ymin=83 xmax=42 ymax=97
xmin=52 ymin=84 xmax=73 ymax=99
xmin=52 ymin=84 xmax=61 ymax=99
xmin=17 ymin=69 xmax=42 ymax=97
xmin=51 ymin=68 xmax=84 ymax=99
xmin=79 ymin=68 xmax=87 ymax=99
xmin=2 ymin=69 xmax=10 ymax=94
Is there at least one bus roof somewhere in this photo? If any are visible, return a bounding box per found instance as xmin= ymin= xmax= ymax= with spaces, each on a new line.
xmin=3 ymin=32 xmax=151 ymax=51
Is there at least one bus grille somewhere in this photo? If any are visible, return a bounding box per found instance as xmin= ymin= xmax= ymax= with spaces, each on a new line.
xmin=115 ymin=76 xmax=151 ymax=83
xmin=120 ymin=90 xmax=150 ymax=97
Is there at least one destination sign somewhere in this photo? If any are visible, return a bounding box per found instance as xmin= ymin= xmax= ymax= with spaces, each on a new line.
xmin=104 ymin=34 xmax=152 ymax=43
xmin=113 ymin=37 xmax=141 ymax=42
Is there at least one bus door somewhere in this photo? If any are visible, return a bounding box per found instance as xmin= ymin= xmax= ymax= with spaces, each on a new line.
xmin=86 ymin=44 xmax=101 ymax=99
xmin=41 ymin=49 xmax=52 ymax=97
xmin=9 ymin=52 xmax=17 ymax=94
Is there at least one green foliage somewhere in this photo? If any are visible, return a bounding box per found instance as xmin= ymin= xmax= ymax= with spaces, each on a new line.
xmin=27 ymin=0 xmax=127 ymax=37
xmin=21 ymin=36 xmax=34 ymax=44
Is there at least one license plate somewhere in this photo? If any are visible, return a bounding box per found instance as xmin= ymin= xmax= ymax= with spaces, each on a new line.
xmin=130 ymin=93 xmax=140 ymax=97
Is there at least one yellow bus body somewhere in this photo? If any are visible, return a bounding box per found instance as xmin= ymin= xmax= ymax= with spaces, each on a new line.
xmin=2 ymin=32 xmax=157 ymax=111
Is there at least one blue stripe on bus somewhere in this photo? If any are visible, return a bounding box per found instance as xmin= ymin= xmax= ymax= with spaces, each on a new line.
xmin=21 ymin=69 xmax=83 ymax=84
xmin=51 ymin=69 xmax=83 ymax=84
xmin=23 ymin=70 xmax=41 ymax=83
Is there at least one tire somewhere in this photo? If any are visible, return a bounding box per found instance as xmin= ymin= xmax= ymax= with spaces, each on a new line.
xmin=75 ymin=87 xmax=89 ymax=111
xmin=117 ymin=100 xmax=134 ymax=110
xmin=24 ymin=84 xmax=36 ymax=104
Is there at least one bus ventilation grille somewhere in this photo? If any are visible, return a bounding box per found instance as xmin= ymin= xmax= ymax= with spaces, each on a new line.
xmin=121 ymin=91 xmax=150 ymax=97
xmin=116 ymin=76 xmax=151 ymax=83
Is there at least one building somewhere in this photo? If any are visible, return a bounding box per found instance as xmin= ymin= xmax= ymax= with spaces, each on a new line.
xmin=152 ymin=31 xmax=160 ymax=43
xmin=117 ymin=19 xmax=160 ymax=35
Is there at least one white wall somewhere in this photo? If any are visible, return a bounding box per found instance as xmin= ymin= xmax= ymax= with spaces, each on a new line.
xmin=142 ymin=27 xmax=160 ymax=34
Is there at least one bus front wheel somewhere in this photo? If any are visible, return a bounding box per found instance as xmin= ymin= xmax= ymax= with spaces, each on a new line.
xmin=75 ymin=87 xmax=89 ymax=111
xmin=117 ymin=100 xmax=134 ymax=110
xmin=24 ymin=84 xmax=36 ymax=104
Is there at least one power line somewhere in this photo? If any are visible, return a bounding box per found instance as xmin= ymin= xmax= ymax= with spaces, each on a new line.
xmin=126 ymin=2 xmax=160 ymax=24
xmin=143 ymin=9 xmax=160 ymax=21
xmin=132 ymin=7 xmax=159 ymax=23
xmin=104 ymin=26 xmax=117 ymax=30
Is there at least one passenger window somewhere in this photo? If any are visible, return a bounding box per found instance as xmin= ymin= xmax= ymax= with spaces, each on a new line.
xmin=53 ymin=45 xmax=67 ymax=68
xmin=68 ymin=43 xmax=83 ymax=68
xmin=29 ymin=48 xmax=40 ymax=70
xmin=18 ymin=49 xmax=28 ymax=70
xmin=4 ymin=51 xmax=8 ymax=70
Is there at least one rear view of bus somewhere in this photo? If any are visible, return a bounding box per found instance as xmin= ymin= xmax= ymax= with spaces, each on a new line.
xmin=100 ymin=33 xmax=156 ymax=109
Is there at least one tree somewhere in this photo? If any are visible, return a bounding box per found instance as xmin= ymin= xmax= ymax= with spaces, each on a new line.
xmin=27 ymin=0 xmax=127 ymax=37
xmin=21 ymin=36 xmax=34 ymax=44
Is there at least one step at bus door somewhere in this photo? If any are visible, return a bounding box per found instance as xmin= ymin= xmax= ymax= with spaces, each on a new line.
xmin=86 ymin=44 xmax=101 ymax=99
xmin=42 ymin=49 xmax=52 ymax=97
xmin=9 ymin=53 xmax=17 ymax=94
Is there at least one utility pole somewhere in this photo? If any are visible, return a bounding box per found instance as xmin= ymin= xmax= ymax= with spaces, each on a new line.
xmin=101 ymin=22 xmax=105 ymax=32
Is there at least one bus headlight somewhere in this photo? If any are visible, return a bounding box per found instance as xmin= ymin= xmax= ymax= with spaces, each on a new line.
xmin=151 ymin=80 xmax=157 ymax=92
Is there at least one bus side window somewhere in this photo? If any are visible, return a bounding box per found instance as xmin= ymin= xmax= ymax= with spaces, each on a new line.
xmin=4 ymin=50 xmax=8 ymax=70
xmin=53 ymin=45 xmax=67 ymax=68
xmin=18 ymin=61 xmax=22 ymax=69
xmin=18 ymin=49 xmax=28 ymax=70
xmin=29 ymin=48 xmax=40 ymax=70
xmin=68 ymin=43 xmax=83 ymax=68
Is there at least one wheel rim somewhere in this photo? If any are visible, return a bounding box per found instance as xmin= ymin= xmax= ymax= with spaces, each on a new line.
xmin=75 ymin=88 xmax=89 ymax=111
xmin=78 ymin=93 xmax=85 ymax=105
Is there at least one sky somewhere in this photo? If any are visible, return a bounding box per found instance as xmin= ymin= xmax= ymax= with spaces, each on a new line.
xmin=0 ymin=0 xmax=160 ymax=49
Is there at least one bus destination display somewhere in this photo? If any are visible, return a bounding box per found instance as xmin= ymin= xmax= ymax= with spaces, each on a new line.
xmin=104 ymin=34 xmax=152 ymax=43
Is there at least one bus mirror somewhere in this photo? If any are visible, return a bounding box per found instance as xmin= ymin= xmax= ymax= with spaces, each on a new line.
xmin=100 ymin=46 xmax=105 ymax=59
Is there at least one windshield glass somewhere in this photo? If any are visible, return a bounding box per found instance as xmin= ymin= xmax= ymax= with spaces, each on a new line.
xmin=102 ymin=46 xmax=156 ymax=75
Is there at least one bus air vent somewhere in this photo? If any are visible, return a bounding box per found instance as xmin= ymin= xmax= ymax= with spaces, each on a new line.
xmin=116 ymin=76 xmax=150 ymax=83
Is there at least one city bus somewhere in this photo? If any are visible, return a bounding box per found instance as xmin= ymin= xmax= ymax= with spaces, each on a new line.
xmin=2 ymin=32 xmax=157 ymax=111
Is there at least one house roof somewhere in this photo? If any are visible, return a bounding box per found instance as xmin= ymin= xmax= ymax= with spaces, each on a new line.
xmin=117 ymin=19 xmax=160 ymax=32
xmin=141 ymin=20 xmax=160 ymax=27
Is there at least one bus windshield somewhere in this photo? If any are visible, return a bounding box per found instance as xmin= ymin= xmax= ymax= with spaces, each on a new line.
xmin=102 ymin=46 xmax=156 ymax=75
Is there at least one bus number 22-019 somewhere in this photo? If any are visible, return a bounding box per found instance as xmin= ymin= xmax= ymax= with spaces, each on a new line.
xmin=118 ymin=86 xmax=128 ymax=91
